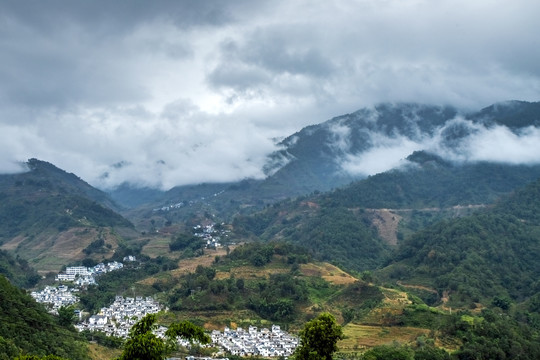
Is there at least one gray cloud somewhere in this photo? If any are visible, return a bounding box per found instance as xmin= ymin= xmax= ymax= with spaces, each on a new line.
xmin=339 ymin=117 xmax=540 ymax=177
xmin=1 ymin=0 xmax=539 ymax=189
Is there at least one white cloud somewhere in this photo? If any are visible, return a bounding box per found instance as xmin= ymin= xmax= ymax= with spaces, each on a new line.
xmin=337 ymin=117 xmax=540 ymax=178
xmin=461 ymin=126 xmax=540 ymax=164
xmin=1 ymin=0 xmax=539 ymax=188
xmin=340 ymin=133 xmax=426 ymax=176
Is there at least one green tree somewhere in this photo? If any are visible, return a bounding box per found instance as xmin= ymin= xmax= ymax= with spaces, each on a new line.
xmin=0 ymin=335 xmax=20 ymax=360
xmin=491 ymin=295 xmax=512 ymax=310
xmin=15 ymin=356 xmax=69 ymax=360
xmin=57 ymin=305 xmax=76 ymax=327
xmin=117 ymin=313 xmax=210 ymax=360
xmin=294 ymin=313 xmax=344 ymax=360
xmin=361 ymin=343 xmax=414 ymax=360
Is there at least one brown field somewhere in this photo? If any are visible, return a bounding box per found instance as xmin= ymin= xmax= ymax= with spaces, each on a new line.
xmin=215 ymin=262 xmax=290 ymax=280
xmin=1 ymin=227 xmax=120 ymax=274
xmin=300 ymin=262 xmax=358 ymax=285
xmin=339 ymin=323 xmax=430 ymax=351
xmin=0 ymin=235 xmax=26 ymax=251
xmin=174 ymin=246 xmax=234 ymax=274
xmin=140 ymin=246 xmax=237 ymax=285
xmin=365 ymin=209 xmax=402 ymax=246
xmin=140 ymin=236 xmax=173 ymax=258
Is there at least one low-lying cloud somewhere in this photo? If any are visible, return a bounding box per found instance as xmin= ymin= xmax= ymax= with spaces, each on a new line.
xmin=337 ymin=118 xmax=540 ymax=178
xmin=1 ymin=1 xmax=539 ymax=189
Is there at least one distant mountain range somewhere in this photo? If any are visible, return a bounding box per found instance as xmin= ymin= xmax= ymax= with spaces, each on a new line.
xmin=112 ymin=100 xmax=540 ymax=228
xmin=2 ymin=100 xmax=540 ymax=279
xmin=1 ymin=100 xmax=540 ymax=358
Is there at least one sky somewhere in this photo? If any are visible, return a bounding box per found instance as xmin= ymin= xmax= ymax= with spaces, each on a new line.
xmin=1 ymin=0 xmax=539 ymax=190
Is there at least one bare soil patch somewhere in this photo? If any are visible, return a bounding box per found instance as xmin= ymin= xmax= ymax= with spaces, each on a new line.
xmin=365 ymin=209 xmax=402 ymax=246
xmin=300 ymin=263 xmax=357 ymax=285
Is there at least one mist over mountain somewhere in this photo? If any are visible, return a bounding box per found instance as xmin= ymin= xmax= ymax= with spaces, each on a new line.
xmin=268 ymin=101 xmax=540 ymax=187
xmin=111 ymin=101 xmax=540 ymax=216
xmin=0 ymin=101 xmax=540 ymax=358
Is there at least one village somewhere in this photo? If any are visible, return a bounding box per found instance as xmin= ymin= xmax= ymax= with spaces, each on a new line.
xmin=30 ymin=284 xmax=80 ymax=312
xmin=31 ymin=259 xmax=133 ymax=312
xmin=211 ymin=325 xmax=298 ymax=357
xmin=73 ymin=292 xmax=298 ymax=357
xmin=75 ymin=295 xmax=162 ymax=338
xmin=72 ymin=294 xmax=298 ymax=357
xmin=28 ymin=223 xmax=298 ymax=357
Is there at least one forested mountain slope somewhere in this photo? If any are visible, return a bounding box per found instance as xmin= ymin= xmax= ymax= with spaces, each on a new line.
xmin=234 ymin=154 xmax=540 ymax=273
xmin=0 ymin=274 xmax=89 ymax=359
xmin=0 ymin=159 xmax=136 ymax=273
xmin=0 ymin=159 xmax=131 ymax=240
xmin=381 ymin=177 xmax=540 ymax=307
xmin=116 ymin=100 xmax=540 ymax=232
xmin=329 ymin=151 xmax=540 ymax=209
xmin=0 ymin=249 xmax=41 ymax=288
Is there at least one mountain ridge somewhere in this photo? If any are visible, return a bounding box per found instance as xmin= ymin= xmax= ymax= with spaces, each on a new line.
xmin=110 ymin=100 xmax=540 ymax=227
xmin=0 ymin=159 xmax=137 ymax=273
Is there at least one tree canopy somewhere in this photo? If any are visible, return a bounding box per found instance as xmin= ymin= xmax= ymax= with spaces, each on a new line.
xmin=294 ymin=313 xmax=344 ymax=360
xmin=116 ymin=313 xmax=210 ymax=360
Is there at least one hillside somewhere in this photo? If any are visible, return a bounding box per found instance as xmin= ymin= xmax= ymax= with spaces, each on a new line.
xmin=0 ymin=159 xmax=120 ymax=210
xmin=0 ymin=249 xmax=41 ymax=288
xmin=232 ymin=155 xmax=540 ymax=273
xmin=380 ymin=176 xmax=540 ymax=307
xmin=108 ymin=241 xmax=401 ymax=330
xmin=0 ymin=274 xmax=89 ymax=359
xmin=0 ymin=159 xmax=138 ymax=274
xmin=79 ymin=241 xmax=540 ymax=359
xmin=329 ymin=152 xmax=540 ymax=209
xmin=115 ymin=100 xmax=540 ymax=231
xmin=234 ymin=201 xmax=390 ymax=272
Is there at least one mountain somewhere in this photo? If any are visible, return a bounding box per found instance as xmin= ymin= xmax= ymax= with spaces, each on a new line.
xmin=329 ymin=152 xmax=540 ymax=209
xmin=0 ymin=159 xmax=136 ymax=274
xmin=0 ymin=274 xmax=89 ymax=359
xmin=114 ymin=100 xmax=540 ymax=228
xmin=0 ymin=158 xmax=121 ymax=211
xmin=110 ymin=103 xmax=460 ymax=211
xmin=264 ymin=103 xmax=458 ymax=193
xmin=379 ymin=176 xmax=540 ymax=307
xmin=233 ymin=154 xmax=540 ymax=273
xmin=0 ymin=249 xmax=41 ymax=289
xmin=468 ymin=100 xmax=540 ymax=129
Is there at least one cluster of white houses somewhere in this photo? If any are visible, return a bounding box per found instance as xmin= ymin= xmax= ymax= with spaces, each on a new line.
xmin=33 ymin=260 xmax=133 ymax=313
xmin=193 ymin=223 xmax=232 ymax=249
xmin=55 ymin=261 xmax=125 ymax=285
xmin=75 ymin=295 xmax=162 ymax=338
xmin=211 ymin=325 xmax=298 ymax=357
xmin=31 ymin=285 xmax=79 ymax=313
xmin=75 ymin=294 xmax=298 ymax=358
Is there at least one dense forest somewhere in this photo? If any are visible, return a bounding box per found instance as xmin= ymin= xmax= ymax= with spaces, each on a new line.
xmin=0 ymin=275 xmax=89 ymax=359
xmin=0 ymin=250 xmax=41 ymax=288
xmin=382 ymin=177 xmax=540 ymax=307
xmin=234 ymin=155 xmax=540 ymax=273
xmin=234 ymin=204 xmax=389 ymax=272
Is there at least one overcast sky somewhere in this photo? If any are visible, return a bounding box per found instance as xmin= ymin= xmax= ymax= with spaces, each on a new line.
xmin=1 ymin=0 xmax=539 ymax=189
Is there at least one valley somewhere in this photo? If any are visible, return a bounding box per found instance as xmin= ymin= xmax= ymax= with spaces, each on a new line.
xmin=1 ymin=101 xmax=540 ymax=359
